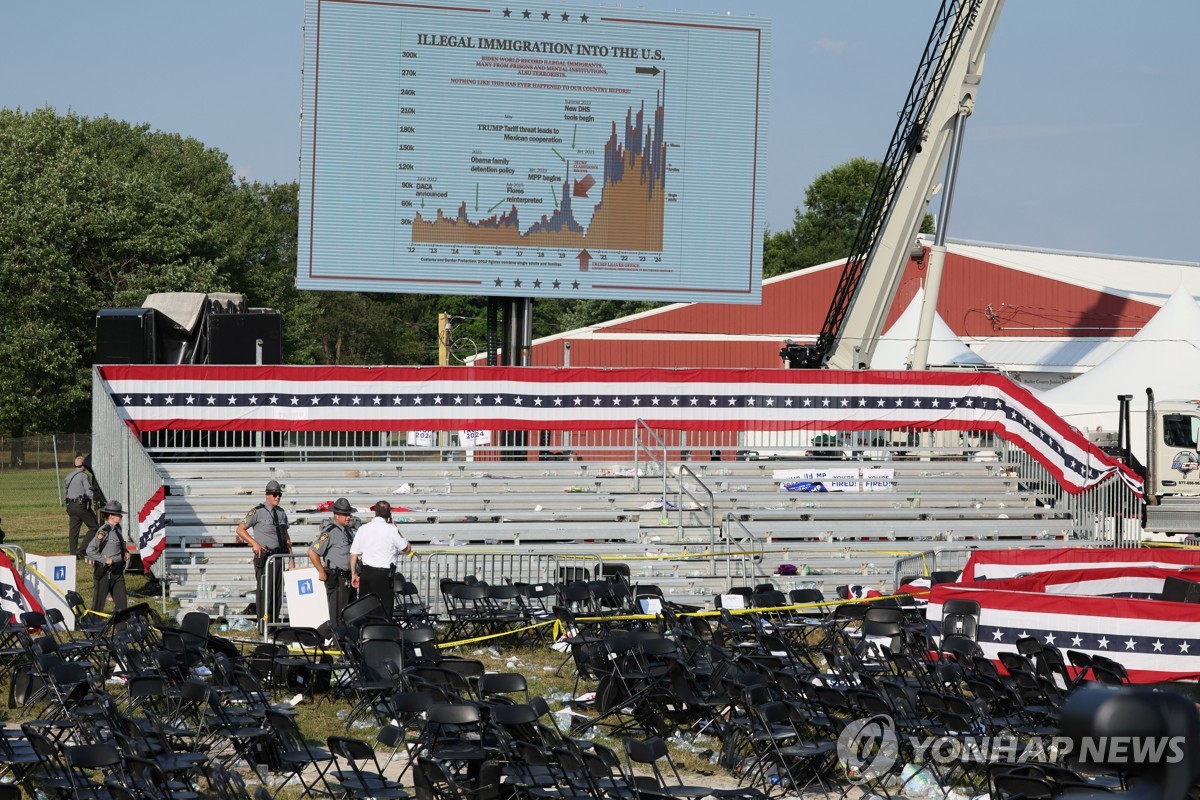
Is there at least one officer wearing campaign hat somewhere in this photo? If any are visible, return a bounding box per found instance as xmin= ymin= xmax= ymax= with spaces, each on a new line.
xmin=85 ymin=500 xmax=129 ymax=613
xmin=308 ymin=497 xmax=359 ymax=626
xmin=235 ymin=479 xmax=292 ymax=626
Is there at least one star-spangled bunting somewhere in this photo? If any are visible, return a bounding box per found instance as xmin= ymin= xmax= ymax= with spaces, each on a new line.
xmin=0 ymin=551 xmax=43 ymax=623
xmin=929 ymin=548 xmax=1200 ymax=683
xmin=98 ymin=365 xmax=1140 ymax=495
xmin=137 ymin=485 xmax=168 ymax=574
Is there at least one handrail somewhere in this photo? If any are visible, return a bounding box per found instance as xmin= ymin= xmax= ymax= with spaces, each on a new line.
xmin=677 ymin=464 xmax=715 ymax=551
xmin=722 ymin=512 xmax=768 ymax=583
xmin=632 ymin=419 xmax=669 ymax=506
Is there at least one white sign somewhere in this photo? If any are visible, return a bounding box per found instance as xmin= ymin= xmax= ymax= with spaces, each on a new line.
xmin=406 ymin=430 xmax=435 ymax=447
xmin=283 ymin=566 xmax=329 ymax=630
xmin=26 ymin=554 xmax=77 ymax=628
xmin=459 ymin=429 xmax=492 ymax=447
xmin=776 ymin=468 xmax=861 ymax=493
xmin=863 ymin=468 xmax=896 ymax=492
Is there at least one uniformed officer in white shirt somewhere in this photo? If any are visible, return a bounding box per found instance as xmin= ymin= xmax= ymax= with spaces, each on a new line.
xmin=85 ymin=500 xmax=129 ymax=613
xmin=349 ymin=500 xmax=412 ymax=620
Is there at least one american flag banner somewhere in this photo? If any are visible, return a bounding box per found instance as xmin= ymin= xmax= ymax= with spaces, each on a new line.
xmin=0 ymin=551 xmax=44 ymax=623
xmin=928 ymin=582 xmax=1200 ymax=684
xmin=986 ymin=566 xmax=1200 ymax=599
xmin=96 ymin=365 xmax=1140 ymax=495
xmin=959 ymin=547 xmax=1200 ymax=582
xmin=137 ymin=486 xmax=168 ymax=573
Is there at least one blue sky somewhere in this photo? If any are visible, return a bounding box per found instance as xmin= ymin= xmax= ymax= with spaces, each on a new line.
xmin=3 ymin=1 xmax=1197 ymax=263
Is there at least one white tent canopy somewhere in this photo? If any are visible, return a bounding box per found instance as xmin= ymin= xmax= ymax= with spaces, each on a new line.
xmin=1040 ymin=285 xmax=1200 ymax=445
xmin=872 ymin=287 xmax=990 ymax=370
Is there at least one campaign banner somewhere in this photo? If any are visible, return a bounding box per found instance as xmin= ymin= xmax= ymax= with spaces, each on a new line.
xmin=459 ymin=429 xmax=492 ymax=447
xmin=863 ymin=467 xmax=895 ymax=492
xmin=406 ymin=430 xmax=435 ymax=447
xmin=777 ymin=468 xmax=860 ymax=493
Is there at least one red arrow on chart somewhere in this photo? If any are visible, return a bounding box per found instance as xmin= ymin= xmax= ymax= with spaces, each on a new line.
xmin=577 ymin=249 xmax=591 ymax=271
xmin=572 ymin=174 xmax=595 ymax=197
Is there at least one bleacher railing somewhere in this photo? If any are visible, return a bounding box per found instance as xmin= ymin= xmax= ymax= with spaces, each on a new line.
xmin=91 ymin=369 xmax=166 ymax=591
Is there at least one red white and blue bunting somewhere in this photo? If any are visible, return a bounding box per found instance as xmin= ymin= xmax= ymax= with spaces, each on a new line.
xmin=97 ymin=365 xmax=1141 ymax=495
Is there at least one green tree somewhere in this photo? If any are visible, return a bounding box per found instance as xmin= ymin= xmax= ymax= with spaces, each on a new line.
xmin=0 ymin=108 xmax=284 ymax=433
xmin=764 ymin=157 xmax=934 ymax=279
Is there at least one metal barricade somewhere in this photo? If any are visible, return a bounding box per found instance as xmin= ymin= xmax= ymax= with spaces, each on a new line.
xmin=893 ymin=551 xmax=933 ymax=590
xmin=417 ymin=550 xmax=602 ymax=616
xmin=258 ymin=552 xmax=313 ymax=639
xmin=1 ymin=544 xmax=27 ymax=571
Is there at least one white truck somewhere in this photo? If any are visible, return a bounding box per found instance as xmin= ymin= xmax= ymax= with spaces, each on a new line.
xmin=1139 ymin=393 xmax=1200 ymax=536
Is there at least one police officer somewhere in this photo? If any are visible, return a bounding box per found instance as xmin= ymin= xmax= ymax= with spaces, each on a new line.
xmin=307 ymin=497 xmax=358 ymax=626
xmin=85 ymin=500 xmax=129 ymax=613
xmin=236 ymin=479 xmax=292 ymax=626
xmin=350 ymin=501 xmax=412 ymax=621
xmin=64 ymin=455 xmax=99 ymax=557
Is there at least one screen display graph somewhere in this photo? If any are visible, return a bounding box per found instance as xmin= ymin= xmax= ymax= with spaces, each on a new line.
xmin=299 ymin=0 xmax=770 ymax=303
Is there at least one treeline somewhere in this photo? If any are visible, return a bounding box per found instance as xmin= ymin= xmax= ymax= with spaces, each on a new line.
xmin=0 ymin=108 xmax=885 ymax=435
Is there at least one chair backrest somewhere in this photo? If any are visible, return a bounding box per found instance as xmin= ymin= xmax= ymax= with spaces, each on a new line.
xmin=789 ymin=587 xmax=824 ymax=604
xmin=940 ymin=598 xmax=981 ymax=617
xmin=478 ymin=671 xmax=528 ymax=700
xmin=751 ymin=589 xmax=788 ymax=608
xmin=360 ymin=638 xmax=405 ymax=682
xmin=181 ymin=610 xmax=211 ymax=638
xmin=341 ymin=594 xmax=384 ymax=629
xmin=360 ymin=623 xmax=404 ymax=642
xmin=864 ymin=606 xmax=904 ymax=627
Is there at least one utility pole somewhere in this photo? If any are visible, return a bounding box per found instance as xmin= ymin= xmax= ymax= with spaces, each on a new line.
xmin=438 ymin=312 xmax=449 ymax=367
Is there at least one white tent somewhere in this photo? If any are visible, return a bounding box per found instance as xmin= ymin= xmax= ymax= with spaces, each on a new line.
xmin=872 ymin=288 xmax=990 ymax=370
xmin=1039 ymin=285 xmax=1200 ymax=450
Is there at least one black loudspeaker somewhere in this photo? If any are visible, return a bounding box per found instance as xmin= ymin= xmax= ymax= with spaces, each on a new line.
xmin=95 ymin=308 xmax=157 ymax=364
xmin=207 ymin=311 xmax=283 ymax=364
xmin=1163 ymin=575 xmax=1200 ymax=604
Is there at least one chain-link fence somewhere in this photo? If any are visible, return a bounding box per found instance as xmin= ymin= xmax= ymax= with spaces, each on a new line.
xmin=0 ymin=434 xmax=93 ymax=470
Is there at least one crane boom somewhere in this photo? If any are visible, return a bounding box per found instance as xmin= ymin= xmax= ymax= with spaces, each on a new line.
xmin=783 ymin=0 xmax=1003 ymax=370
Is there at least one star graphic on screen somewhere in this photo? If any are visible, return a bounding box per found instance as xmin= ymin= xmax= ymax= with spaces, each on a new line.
xmin=542 ymin=10 xmax=550 ymax=19
xmin=494 ymin=277 xmax=503 ymax=287
xmin=513 ymin=278 xmax=522 ymax=288
xmin=502 ymin=8 xmax=511 ymax=17
xmin=561 ymin=12 xmax=569 ymax=21
xmin=580 ymin=13 xmax=589 ymax=22
xmin=533 ymin=279 xmax=542 ymax=288
xmin=571 ymin=280 xmax=580 ymax=289
xmin=522 ymin=9 xmax=531 ymax=18
xmin=552 ymin=280 xmax=561 ymax=289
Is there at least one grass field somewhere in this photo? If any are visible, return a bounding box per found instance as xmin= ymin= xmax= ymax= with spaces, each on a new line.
xmin=1 ymin=468 xmax=158 ymax=605
xmin=0 ymin=469 xmax=724 ymax=791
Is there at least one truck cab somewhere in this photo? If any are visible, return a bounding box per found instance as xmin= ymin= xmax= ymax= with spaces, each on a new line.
xmin=1152 ymin=401 xmax=1200 ymax=499
xmin=1141 ymin=400 xmax=1200 ymax=536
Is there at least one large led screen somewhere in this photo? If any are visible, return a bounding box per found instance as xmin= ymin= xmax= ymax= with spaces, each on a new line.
xmin=299 ymin=0 xmax=770 ymax=303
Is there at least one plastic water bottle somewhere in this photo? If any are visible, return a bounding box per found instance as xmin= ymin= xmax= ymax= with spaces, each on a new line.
xmin=898 ymin=763 xmax=941 ymax=799
xmin=913 ymin=490 xmax=922 ymax=508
